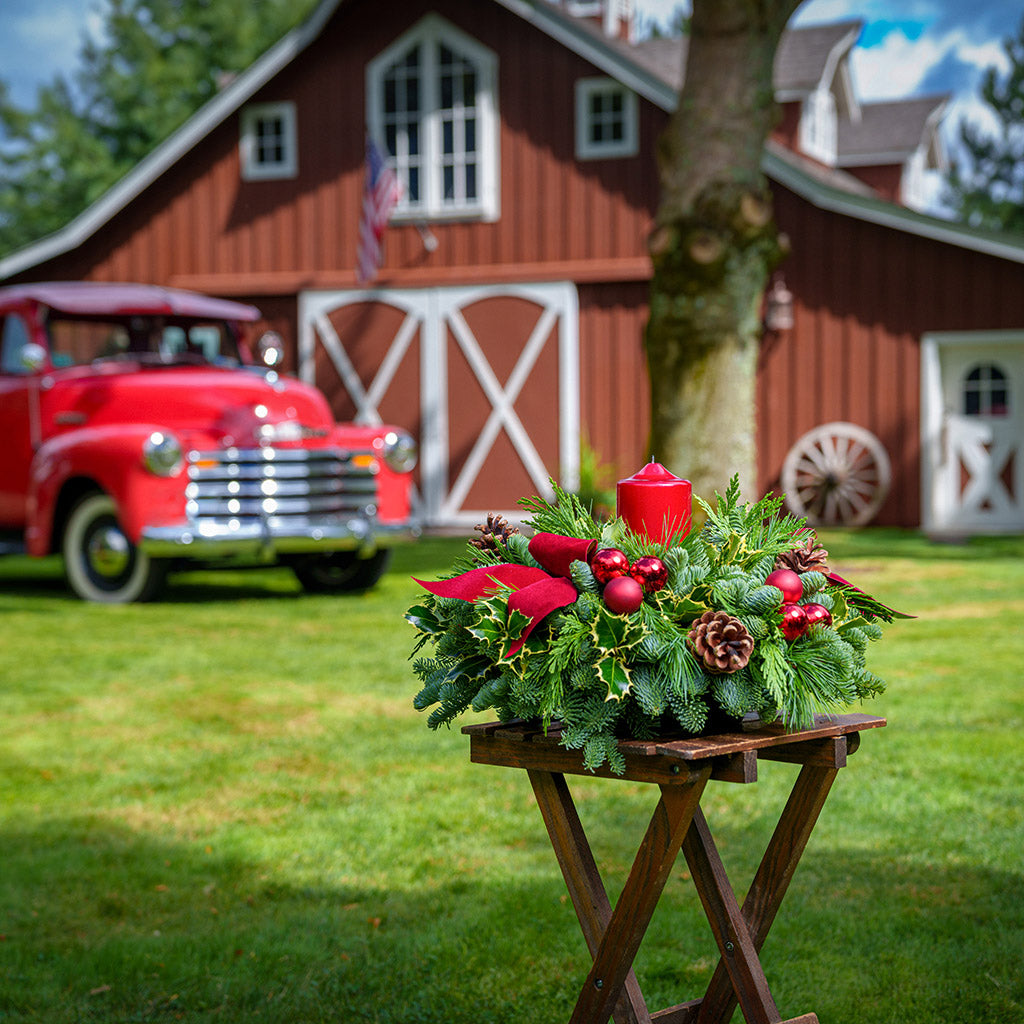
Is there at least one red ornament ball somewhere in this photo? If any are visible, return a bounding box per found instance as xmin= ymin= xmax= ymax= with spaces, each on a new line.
xmin=780 ymin=603 xmax=808 ymax=641
xmin=591 ymin=547 xmax=630 ymax=584
xmin=765 ymin=568 xmax=803 ymax=604
xmin=802 ymin=603 xmax=833 ymax=629
xmin=602 ymin=575 xmax=644 ymax=615
xmin=629 ymin=556 xmax=668 ymax=593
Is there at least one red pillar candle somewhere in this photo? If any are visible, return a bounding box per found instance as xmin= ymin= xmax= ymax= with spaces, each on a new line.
xmin=616 ymin=462 xmax=692 ymax=544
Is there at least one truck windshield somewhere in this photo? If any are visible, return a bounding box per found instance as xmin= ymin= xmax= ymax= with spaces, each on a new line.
xmin=47 ymin=315 xmax=243 ymax=368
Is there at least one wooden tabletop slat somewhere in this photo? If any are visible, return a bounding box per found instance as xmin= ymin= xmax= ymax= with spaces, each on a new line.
xmin=463 ymin=713 xmax=885 ymax=763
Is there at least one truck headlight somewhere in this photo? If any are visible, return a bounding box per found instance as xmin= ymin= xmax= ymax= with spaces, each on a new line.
xmin=380 ymin=430 xmax=418 ymax=473
xmin=143 ymin=431 xmax=184 ymax=476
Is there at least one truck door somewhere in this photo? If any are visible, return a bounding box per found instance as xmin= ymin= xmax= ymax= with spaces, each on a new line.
xmin=0 ymin=313 xmax=40 ymax=529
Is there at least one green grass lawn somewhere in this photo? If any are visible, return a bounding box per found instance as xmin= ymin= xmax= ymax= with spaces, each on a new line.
xmin=1 ymin=531 xmax=1022 ymax=1023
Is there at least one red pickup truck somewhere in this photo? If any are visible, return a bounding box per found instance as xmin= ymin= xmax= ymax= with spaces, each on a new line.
xmin=0 ymin=282 xmax=418 ymax=601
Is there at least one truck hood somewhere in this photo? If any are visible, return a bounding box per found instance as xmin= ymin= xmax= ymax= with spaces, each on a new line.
xmin=45 ymin=365 xmax=337 ymax=448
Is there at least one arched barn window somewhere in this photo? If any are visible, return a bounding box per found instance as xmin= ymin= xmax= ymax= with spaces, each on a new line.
xmin=962 ymin=363 xmax=1009 ymax=417
xmin=367 ymin=14 xmax=499 ymax=222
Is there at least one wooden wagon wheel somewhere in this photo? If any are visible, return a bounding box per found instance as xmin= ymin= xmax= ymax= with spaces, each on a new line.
xmin=781 ymin=422 xmax=891 ymax=526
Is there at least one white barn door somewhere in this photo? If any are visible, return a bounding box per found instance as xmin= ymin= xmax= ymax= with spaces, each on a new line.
xmin=299 ymin=283 xmax=579 ymax=528
xmin=922 ymin=331 xmax=1024 ymax=534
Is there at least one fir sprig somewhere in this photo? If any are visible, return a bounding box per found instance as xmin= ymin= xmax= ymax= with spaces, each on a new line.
xmin=519 ymin=482 xmax=601 ymax=539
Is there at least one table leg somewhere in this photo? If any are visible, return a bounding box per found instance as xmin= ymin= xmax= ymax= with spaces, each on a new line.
xmin=692 ymin=763 xmax=840 ymax=1024
xmin=567 ymin=768 xmax=713 ymax=1024
xmin=683 ymin=806 xmax=781 ymax=1023
xmin=529 ymin=770 xmax=650 ymax=1024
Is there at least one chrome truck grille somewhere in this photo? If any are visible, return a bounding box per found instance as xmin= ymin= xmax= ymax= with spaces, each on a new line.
xmin=184 ymin=447 xmax=378 ymax=528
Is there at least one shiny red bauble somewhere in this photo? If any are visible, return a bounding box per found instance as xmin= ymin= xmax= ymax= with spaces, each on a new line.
xmin=765 ymin=568 xmax=803 ymax=604
xmin=780 ymin=603 xmax=808 ymax=640
xmin=602 ymin=575 xmax=645 ymax=615
xmin=802 ymin=603 xmax=833 ymax=629
xmin=591 ymin=547 xmax=630 ymax=584
xmin=629 ymin=556 xmax=668 ymax=593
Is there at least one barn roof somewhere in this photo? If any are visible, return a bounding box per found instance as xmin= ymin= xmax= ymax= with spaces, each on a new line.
xmin=773 ymin=20 xmax=862 ymax=96
xmin=837 ymin=94 xmax=950 ymax=167
xmin=2 ymin=0 xmax=1023 ymax=280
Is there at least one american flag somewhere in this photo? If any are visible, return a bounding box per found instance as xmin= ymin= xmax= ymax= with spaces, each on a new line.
xmin=356 ymin=138 xmax=403 ymax=284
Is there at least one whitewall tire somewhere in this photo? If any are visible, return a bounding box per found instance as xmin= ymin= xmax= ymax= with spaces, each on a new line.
xmin=62 ymin=493 xmax=167 ymax=603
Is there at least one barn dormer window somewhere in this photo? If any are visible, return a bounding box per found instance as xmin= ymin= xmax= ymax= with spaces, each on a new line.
xmin=239 ymin=102 xmax=297 ymax=180
xmin=575 ymin=78 xmax=638 ymax=159
xmin=367 ymin=14 xmax=499 ymax=221
xmin=799 ymin=87 xmax=837 ymax=164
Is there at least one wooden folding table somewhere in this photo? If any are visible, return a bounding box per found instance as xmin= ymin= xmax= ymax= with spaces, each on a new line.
xmin=463 ymin=712 xmax=885 ymax=1024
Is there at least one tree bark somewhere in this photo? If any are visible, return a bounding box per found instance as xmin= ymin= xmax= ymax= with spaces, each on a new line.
xmin=645 ymin=0 xmax=799 ymax=501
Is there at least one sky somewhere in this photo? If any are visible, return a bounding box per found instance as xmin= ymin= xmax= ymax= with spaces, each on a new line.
xmin=0 ymin=0 xmax=1020 ymax=209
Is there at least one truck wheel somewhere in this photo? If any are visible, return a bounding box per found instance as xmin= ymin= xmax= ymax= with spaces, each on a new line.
xmin=63 ymin=493 xmax=167 ymax=603
xmin=290 ymin=549 xmax=392 ymax=593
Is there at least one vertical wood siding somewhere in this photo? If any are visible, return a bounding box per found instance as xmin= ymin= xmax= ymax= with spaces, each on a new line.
xmin=763 ymin=185 xmax=1024 ymax=525
xmin=578 ymin=281 xmax=651 ymax=478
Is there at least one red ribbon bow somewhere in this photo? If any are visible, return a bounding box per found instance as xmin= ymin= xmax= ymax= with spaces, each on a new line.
xmin=415 ymin=533 xmax=596 ymax=657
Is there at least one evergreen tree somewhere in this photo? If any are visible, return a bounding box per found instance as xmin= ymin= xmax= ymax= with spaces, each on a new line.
xmin=0 ymin=0 xmax=317 ymax=258
xmin=945 ymin=13 xmax=1024 ymax=234
xmin=642 ymin=4 xmax=690 ymax=39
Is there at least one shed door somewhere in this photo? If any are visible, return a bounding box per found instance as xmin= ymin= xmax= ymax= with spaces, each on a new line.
xmin=299 ymin=283 xmax=579 ymax=527
xmin=923 ymin=335 xmax=1024 ymax=533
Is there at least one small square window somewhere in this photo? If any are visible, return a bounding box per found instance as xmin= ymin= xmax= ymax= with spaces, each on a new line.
xmin=576 ymin=78 xmax=638 ymax=160
xmin=240 ymin=102 xmax=297 ymax=181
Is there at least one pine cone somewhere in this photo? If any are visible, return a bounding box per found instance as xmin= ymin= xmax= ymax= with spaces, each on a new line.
xmin=775 ymin=534 xmax=830 ymax=575
xmin=470 ymin=513 xmax=520 ymax=551
xmin=688 ymin=610 xmax=754 ymax=674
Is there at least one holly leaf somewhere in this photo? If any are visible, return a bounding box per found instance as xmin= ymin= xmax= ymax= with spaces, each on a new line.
xmin=498 ymin=606 xmax=535 ymax=660
xmin=591 ymin=607 xmax=645 ymax=655
xmin=405 ymin=604 xmax=442 ymax=634
xmin=597 ymin=659 xmax=632 ymax=700
xmin=468 ymin=615 xmax=506 ymax=647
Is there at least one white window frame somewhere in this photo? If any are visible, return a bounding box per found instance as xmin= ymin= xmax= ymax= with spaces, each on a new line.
xmin=799 ymin=87 xmax=837 ymax=165
xmin=366 ymin=14 xmax=499 ymax=222
xmin=901 ymin=147 xmax=929 ymax=212
xmin=575 ymin=77 xmax=638 ymax=160
xmin=240 ymin=101 xmax=298 ymax=181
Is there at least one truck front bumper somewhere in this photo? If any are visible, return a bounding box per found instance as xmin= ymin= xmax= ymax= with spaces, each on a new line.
xmin=140 ymin=514 xmax=419 ymax=560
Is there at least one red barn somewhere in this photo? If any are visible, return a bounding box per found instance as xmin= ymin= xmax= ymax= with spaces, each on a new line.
xmin=2 ymin=0 xmax=1022 ymax=534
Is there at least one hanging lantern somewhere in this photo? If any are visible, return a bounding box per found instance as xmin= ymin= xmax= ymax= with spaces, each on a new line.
xmin=764 ymin=275 xmax=794 ymax=332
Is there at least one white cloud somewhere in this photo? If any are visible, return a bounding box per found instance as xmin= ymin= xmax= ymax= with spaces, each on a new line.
xmin=850 ymin=28 xmax=940 ymax=100
xmin=849 ymin=25 xmax=1009 ymax=102
xmin=953 ymin=36 xmax=1011 ymax=78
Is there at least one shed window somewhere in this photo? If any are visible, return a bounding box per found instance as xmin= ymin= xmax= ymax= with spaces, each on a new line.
xmin=576 ymin=78 xmax=638 ymax=159
xmin=963 ymin=363 xmax=1009 ymax=417
xmin=367 ymin=14 xmax=498 ymax=221
xmin=240 ymin=102 xmax=297 ymax=181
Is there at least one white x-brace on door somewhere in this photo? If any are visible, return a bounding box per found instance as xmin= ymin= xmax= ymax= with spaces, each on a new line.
xmin=299 ymin=282 xmax=580 ymax=528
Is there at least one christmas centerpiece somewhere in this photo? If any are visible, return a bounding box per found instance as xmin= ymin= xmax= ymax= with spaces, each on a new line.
xmin=407 ymin=465 xmax=908 ymax=775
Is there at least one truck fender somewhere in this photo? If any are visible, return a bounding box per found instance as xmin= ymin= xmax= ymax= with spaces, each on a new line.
xmin=27 ymin=425 xmax=187 ymax=556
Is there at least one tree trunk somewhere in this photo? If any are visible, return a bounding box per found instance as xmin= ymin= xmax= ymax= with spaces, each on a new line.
xmin=644 ymin=0 xmax=799 ymax=502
